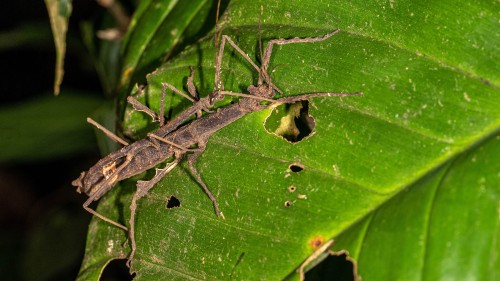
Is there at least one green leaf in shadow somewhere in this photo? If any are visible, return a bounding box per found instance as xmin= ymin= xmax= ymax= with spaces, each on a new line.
xmin=119 ymin=0 xmax=225 ymax=95
xmin=0 ymin=93 xmax=103 ymax=163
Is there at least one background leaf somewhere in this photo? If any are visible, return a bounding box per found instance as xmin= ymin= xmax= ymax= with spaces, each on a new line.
xmin=44 ymin=0 xmax=72 ymax=95
xmin=80 ymin=0 xmax=499 ymax=280
xmin=0 ymin=93 xmax=103 ymax=163
xmin=118 ymin=0 xmax=227 ymax=99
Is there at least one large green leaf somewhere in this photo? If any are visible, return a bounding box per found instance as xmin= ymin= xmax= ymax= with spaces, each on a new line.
xmin=78 ymin=0 xmax=499 ymax=280
xmin=331 ymin=132 xmax=500 ymax=280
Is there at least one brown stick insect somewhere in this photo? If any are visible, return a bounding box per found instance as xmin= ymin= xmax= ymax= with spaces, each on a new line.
xmin=72 ymin=12 xmax=362 ymax=265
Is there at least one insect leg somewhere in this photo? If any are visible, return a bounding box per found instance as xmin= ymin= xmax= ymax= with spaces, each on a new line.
xmin=186 ymin=66 xmax=198 ymax=99
xmin=159 ymin=80 xmax=166 ymax=126
xmin=126 ymin=159 xmax=181 ymax=267
xmin=219 ymin=90 xmax=276 ymax=102
xmin=86 ymin=117 xmax=129 ymax=146
xmin=186 ymin=66 xmax=213 ymax=116
xmin=186 ymin=141 xmax=224 ymax=219
xmin=215 ymin=35 xmax=261 ymax=94
xmin=83 ymin=197 xmax=128 ymax=231
xmin=215 ymin=34 xmax=286 ymax=97
xmin=162 ymin=82 xmax=196 ymax=103
xmin=260 ymin=30 xmax=341 ymax=84
xmin=127 ymin=82 xmax=168 ymax=126
xmin=272 ymin=91 xmax=363 ymax=105
xmin=127 ymin=96 xmax=160 ymax=123
xmin=147 ymin=133 xmax=196 ymax=152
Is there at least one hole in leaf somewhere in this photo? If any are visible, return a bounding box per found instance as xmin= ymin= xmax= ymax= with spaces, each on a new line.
xmin=305 ymin=252 xmax=356 ymax=281
xmin=166 ymin=195 xmax=181 ymax=209
xmin=264 ymin=100 xmax=315 ymax=143
xmin=289 ymin=163 xmax=304 ymax=173
xmin=284 ymin=201 xmax=292 ymax=207
xmin=288 ymin=185 xmax=296 ymax=192
xmin=100 ymin=259 xmax=134 ymax=280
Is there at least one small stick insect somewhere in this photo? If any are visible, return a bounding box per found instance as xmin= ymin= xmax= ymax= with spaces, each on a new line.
xmin=73 ymin=7 xmax=362 ymax=266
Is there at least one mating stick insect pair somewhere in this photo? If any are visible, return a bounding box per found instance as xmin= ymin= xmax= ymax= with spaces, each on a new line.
xmin=72 ymin=21 xmax=362 ymax=265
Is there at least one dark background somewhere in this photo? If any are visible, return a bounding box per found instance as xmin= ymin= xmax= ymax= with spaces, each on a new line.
xmin=0 ymin=1 xmax=118 ymax=280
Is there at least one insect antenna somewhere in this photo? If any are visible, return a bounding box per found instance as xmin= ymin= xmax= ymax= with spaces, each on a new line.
xmin=258 ymin=5 xmax=263 ymax=66
xmin=256 ymin=5 xmax=279 ymax=93
xmin=213 ymin=0 xmax=223 ymax=94
xmin=257 ymin=5 xmax=267 ymax=86
xmin=215 ymin=0 xmax=222 ymax=49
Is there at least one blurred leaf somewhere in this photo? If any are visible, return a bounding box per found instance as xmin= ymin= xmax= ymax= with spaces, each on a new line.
xmin=80 ymin=21 xmax=122 ymax=98
xmin=0 ymin=93 xmax=103 ymax=163
xmin=79 ymin=0 xmax=499 ymax=280
xmin=118 ymin=0 xmax=224 ymax=100
xmin=44 ymin=0 xmax=72 ymax=95
xmin=0 ymin=22 xmax=53 ymax=51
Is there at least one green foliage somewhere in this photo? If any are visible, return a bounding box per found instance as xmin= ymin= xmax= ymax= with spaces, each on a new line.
xmin=0 ymin=93 xmax=103 ymax=163
xmin=74 ymin=0 xmax=499 ymax=280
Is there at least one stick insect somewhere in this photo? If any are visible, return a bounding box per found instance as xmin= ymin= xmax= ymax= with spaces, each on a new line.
xmin=73 ymin=17 xmax=362 ymax=266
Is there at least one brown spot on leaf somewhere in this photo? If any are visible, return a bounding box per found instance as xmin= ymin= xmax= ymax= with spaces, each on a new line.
xmin=121 ymin=67 xmax=134 ymax=85
xmin=309 ymin=236 xmax=325 ymax=250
